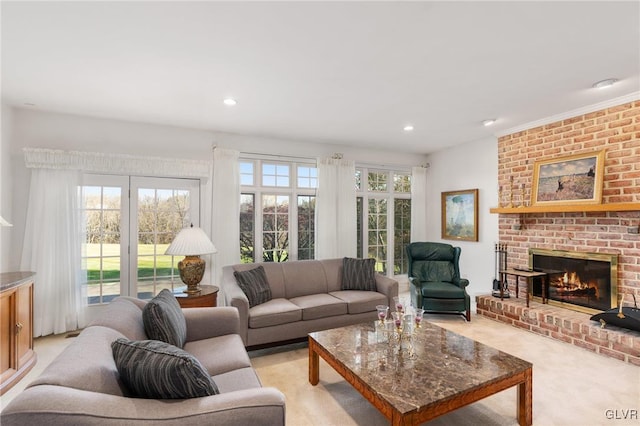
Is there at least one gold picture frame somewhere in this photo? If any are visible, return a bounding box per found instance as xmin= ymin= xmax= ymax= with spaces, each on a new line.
xmin=531 ymin=150 xmax=605 ymax=206
xmin=441 ymin=189 xmax=478 ymax=242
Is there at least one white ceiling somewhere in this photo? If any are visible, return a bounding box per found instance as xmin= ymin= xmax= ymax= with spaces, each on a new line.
xmin=2 ymin=1 xmax=639 ymax=154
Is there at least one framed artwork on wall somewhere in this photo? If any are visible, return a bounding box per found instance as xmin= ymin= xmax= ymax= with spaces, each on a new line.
xmin=531 ymin=150 xmax=605 ymax=206
xmin=441 ymin=189 xmax=478 ymax=242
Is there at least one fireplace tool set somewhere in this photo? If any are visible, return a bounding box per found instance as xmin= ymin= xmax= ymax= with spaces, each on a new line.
xmin=492 ymin=243 xmax=510 ymax=298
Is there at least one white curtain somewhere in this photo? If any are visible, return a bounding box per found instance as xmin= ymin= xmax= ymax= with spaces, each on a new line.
xmin=316 ymin=158 xmax=357 ymax=259
xmin=411 ymin=166 xmax=428 ymax=241
xmin=203 ymin=148 xmax=240 ymax=304
xmin=21 ymin=169 xmax=86 ymax=337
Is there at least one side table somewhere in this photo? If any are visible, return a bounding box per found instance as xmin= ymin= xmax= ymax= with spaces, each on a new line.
xmin=174 ymin=285 xmax=219 ymax=308
xmin=499 ymin=269 xmax=547 ymax=308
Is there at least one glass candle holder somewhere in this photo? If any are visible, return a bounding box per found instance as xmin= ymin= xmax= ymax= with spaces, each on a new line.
xmin=376 ymin=305 xmax=388 ymax=324
xmin=393 ymin=296 xmax=404 ymax=315
xmin=392 ymin=311 xmax=403 ymax=333
xmin=414 ymin=308 xmax=424 ymax=328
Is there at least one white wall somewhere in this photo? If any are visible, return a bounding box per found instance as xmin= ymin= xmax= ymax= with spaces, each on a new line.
xmin=6 ymin=107 xmax=427 ymax=270
xmin=1 ymin=105 xmax=14 ymax=272
xmin=425 ymin=136 xmax=499 ymax=310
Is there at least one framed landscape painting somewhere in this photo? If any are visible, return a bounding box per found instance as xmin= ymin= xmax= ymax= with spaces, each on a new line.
xmin=441 ymin=189 xmax=478 ymax=242
xmin=531 ymin=150 xmax=605 ymax=206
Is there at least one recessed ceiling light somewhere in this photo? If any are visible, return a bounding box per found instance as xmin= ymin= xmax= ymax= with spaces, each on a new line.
xmin=403 ymin=125 xmax=414 ymax=132
xmin=592 ymin=78 xmax=618 ymax=89
xmin=482 ymin=119 xmax=496 ymax=127
xmin=223 ymin=98 xmax=237 ymax=106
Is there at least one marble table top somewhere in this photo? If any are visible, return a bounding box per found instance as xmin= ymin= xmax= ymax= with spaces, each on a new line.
xmin=0 ymin=271 xmax=36 ymax=292
xmin=309 ymin=319 xmax=532 ymax=416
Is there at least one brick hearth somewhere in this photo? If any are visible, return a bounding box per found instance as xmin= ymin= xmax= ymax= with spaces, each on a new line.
xmin=476 ymin=294 xmax=640 ymax=366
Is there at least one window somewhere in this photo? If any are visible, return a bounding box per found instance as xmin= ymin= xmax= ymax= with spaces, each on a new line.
xmin=262 ymin=194 xmax=289 ymax=262
xmin=240 ymin=194 xmax=255 ymax=263
xmin=262 ymin=163 xmax=290 ymax=187
xmin=297 ymin=166 xmax=318 ymax=188
xmin=81 ymin=175 xmax=200 ymax=305
xmin=240 ymin=162 xmax=254 ymax=186
xmin=81 ymin=176 xmax=128 ymax=305
xmin=356 ymin=169 xmax=411 ymax=275
xmin=240 ymin=159 xmax=316 ymax=263
xmin=297 ymin=195 xmax=316 ymax=260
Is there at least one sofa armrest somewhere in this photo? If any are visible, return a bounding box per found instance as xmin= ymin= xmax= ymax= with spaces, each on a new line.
xmin=183 ymin=307 xmax=240 ymax=342
xmin=375 ymin=273 xmax=399 ymax=308
xmin=1 ymin=385 xmax=286 ymax=426
xmin=454 ymin=277 xmax=470 ymax=289
xmin=222 ymin=265 xmax=250 ymax=345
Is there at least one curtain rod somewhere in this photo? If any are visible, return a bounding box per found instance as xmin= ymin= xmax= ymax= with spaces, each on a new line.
xmin=239 ymin=151 xmax=317 ymax=163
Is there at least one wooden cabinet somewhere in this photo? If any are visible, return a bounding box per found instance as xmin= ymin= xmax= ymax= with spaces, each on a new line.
xmin=1 ymin=272 xmax=36 ymax=395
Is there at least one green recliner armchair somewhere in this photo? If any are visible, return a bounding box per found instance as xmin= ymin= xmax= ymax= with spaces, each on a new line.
xmin=406 ymin=242 xmax=471 ymax=321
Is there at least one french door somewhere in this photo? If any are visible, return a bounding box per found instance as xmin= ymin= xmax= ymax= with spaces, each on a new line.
xmin=81 ymin=175 xmax=200 ymax=309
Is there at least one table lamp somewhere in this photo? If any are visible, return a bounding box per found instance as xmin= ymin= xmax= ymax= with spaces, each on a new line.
xmin=165 ymin=225 xmax=217 ymax=294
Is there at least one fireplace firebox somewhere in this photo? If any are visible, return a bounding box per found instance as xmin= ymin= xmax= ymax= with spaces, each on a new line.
xmin=529 ymin=249 xmax=618 ymax=314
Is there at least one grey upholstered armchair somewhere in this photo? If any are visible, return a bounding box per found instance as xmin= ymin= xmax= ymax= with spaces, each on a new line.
xmin=406 ymin=242 xmax=471 ymax=321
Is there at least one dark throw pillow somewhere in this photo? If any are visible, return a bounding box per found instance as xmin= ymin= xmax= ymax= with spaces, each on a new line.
xmin=342 ymin=257 xmax=377 ymax=291
xmin=111 ymin=338 xmax=219 ymax=399
xmin=233 ymin=266 xmax=272 ymax=308
xmin=142 ymin=289 xmax=187 ymax=348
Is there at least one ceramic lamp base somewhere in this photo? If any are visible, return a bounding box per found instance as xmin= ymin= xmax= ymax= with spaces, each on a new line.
xmin=178 ymin=255 xmax=206 ymax=295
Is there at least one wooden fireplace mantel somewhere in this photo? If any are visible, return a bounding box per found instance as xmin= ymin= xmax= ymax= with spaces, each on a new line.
xmin=489 ymin=202 xmax=640 ymax=215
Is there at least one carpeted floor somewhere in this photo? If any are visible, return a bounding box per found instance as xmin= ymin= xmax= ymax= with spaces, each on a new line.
xmin=249 ymin=314 xmax=639 ymax=426
xmin=2 ymin=313 xmax=638 ymax=425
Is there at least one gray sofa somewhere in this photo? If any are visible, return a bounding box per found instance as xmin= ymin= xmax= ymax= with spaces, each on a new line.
xmin=223 ymin=258 xmax=399 ymax=347
xmin=1 ymin=296 xmax=285 ymax=426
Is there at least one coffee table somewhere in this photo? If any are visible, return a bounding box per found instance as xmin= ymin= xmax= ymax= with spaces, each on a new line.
xmin=309 ymin=321 xmax=532 ymax=425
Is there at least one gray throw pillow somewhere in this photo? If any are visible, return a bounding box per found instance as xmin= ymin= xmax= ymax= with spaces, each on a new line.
xmin=111 ymin=338 xmax=219 ymax=399
xmin=233 ymin=266 xmax=272 ymax=308
xmin=341 ymin=257 xmax=377 ymax=291
xmin=142 ymin=289 xmax=187 ymax=348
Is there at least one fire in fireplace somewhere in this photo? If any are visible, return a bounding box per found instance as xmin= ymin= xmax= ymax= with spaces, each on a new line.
xmin=529 ymin=249 xmax=618 ymax=314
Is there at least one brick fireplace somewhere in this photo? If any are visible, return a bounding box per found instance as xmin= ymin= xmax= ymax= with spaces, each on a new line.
xmin=478 ymin=99 xmax=640 ymax=365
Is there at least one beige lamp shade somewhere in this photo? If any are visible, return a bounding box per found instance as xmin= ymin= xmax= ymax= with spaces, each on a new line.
xmin=165 ymin=226 xmax=217 ymax=294
xmin=0 ymin=216 xmax=12 ymax=227
xmin=165 ymin=226 xmax=217 ymax=256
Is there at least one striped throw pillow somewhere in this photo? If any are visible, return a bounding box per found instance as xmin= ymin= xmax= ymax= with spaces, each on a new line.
xmin=142 ymin=289 xmax=187 ymax=348
xmin=341 ymin=257 xmax=377 ymax=291
xmin=111 ymin=338 xmax=219 ymax=399
xmin=233 ymin=266 xmax=272 ymax=308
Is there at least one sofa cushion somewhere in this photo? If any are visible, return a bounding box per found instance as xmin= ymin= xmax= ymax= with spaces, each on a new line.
xmin=249 ymin=298 xmax=302 ymax=328
xmin=412 ymin=260 xmax=455 ymax=283
xmin=420 ymin=281 xmax=466 ymax=298
xmin=184 ymin=334 xmax=252 ymax=376
xmin=282 ymin=260 xmax=329 ymax=298
xmin=142 ymin=289 xmax=187 ymax=348
xmin=329 ymin=290 xmax=388 ymax=314
xmin=88 ymin=296 xmax=147 ymax=341
xmin=28 ymin=326 xmax=126 ymax=396
xmin=111 ymin=338 xmax=219 ymax=399
xmin=341 ymin=257 xmax=377 ymax=291
xmin=289 ymin=294 xmax=348 ymax=320
xmin=234 ymin=266 xmax=273 ymax=308
xmin=212 ymin=367 xmax=263 ymax=393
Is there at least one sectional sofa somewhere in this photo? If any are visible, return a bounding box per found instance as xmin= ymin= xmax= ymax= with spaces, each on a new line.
xmin=0 ymin=296 xmax=285 ymax=425
xmin=223 ymin=258 xmax=399 ymax=347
